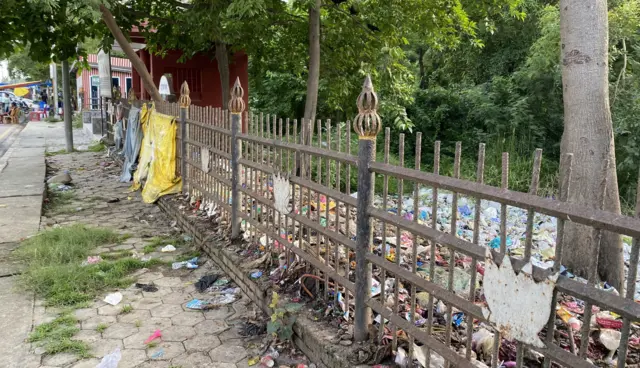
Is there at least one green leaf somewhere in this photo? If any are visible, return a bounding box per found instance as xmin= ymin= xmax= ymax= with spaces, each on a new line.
xmin=284 ymin=303 xmax=303 ymax=313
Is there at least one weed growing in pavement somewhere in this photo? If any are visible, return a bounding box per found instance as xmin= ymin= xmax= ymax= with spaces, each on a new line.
xmin=17 ymin=225 xmax=163 ymax=307
xmin=143 ymin=245 xmax=157 ymax=254
xmin=72 ymin=113 xmax=83 ymax=129
xmin=87 ymin=141 xmax=106 ymax=152
xmin=147 ymin=342 xmax=158 ymax=349
xmin=101 ymin=250 xmax=133 ymax=260
xmin=175 ymin=251 xmax=201 ymax=262
xmin=45 ymin=189 xmax=75 ymax=214
xmin=95 ymin=323 xmax=109 ymax=333
xmin=44 ymin=116 xmax=62 ymax=123
xmin=135 ymin=320 xmax=142 ymax=328
xmin=45 ymin=149 xmax=68 ymax=157
xmin=28 ymin=314 xmax=91 ymax=358
xmin=120 ymin=305 xmax=133 ymax=314
xmin=267 ymin=291 xmax=302 ymax=342
xmin=146 ymin=235 xmax=188 ymax=248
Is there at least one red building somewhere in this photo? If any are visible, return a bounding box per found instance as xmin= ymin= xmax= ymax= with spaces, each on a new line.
xmin=77 ymin=54 xmax=132 ymax=110
xmin=128 ymin=31 xmax=249 ymax=109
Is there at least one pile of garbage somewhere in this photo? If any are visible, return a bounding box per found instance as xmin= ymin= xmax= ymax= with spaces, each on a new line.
xmin=175 ymin=178 xmax=640 ymax=367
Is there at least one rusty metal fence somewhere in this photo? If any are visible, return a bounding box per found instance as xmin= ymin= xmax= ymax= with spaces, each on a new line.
xmin=111 ymin=78 xmax=640 ymax=368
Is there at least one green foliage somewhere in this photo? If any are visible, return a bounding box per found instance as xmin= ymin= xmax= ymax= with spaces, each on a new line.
xmin=72 ymin=113 xmax=83 ymax=129
xmin=267 ymin=292 xmax=302 ymax=342
xmin=95 ymin=323 xmax=109 ymax=333
xmin=7 ymin=46 xmax=50 ymax=81
xmin=29 ymin=314 xmax=91 ymax=358
xmin=87 ymin=142 xmax=106 ymax=152
xmin=119 ymin=305 xmax=133 ymax=314
xmin=0 ymin=0 xmax=108 ymax=63
xmin=16 ymin=225 xmax=159 ymax=306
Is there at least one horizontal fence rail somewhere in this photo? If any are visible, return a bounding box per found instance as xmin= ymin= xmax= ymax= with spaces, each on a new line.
xmin=108 ymin=78 xmax=640 ymax=368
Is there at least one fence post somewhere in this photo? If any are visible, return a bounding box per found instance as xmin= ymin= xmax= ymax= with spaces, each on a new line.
xmin=354 ymin=76 xmax=382 ymax=342
xmin=230 ymin=77 xmax=245 ymax=239
xmin=179 ymin=81 xmax=191 ymax=191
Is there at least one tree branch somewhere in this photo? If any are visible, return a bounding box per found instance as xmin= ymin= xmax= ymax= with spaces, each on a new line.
xmin=612 ymin=38 xmax=627 ymax=108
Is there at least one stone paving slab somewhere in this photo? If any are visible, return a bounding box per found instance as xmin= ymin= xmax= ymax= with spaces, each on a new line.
xmin=20 ymin=151 xmax=310 ymax=368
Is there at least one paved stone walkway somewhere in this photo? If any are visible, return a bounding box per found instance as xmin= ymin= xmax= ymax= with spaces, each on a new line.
xmin=29 ymin=151 xmax=275 ymax=368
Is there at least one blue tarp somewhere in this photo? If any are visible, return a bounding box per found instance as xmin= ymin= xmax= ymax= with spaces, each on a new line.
xmin=119 ymin=106 xmax=142 ymax=182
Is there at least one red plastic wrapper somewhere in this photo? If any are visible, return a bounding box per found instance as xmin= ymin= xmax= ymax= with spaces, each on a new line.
xmin=596 ymin=316 xmax=623 ymax=329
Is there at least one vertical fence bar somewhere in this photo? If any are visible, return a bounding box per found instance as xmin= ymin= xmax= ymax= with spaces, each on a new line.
xmin=516 ymin=148 xmax=543 ymax=368
xmin=179 ymin=81 xmax=190 ymax=192
xmin=542 ymin=153 xmax=573 ymax=368
xmin=354 ymin=76 xmax=381 ymax=342
xmin=579 ymin=159 xmax=611 ymax=358
xmin=424 ymin=140 xmax=441 ymax=368
xmin=618 ymin=173 xmax=640 ymax=368
xmin=230 ymin=78 xmax=245 ymax=239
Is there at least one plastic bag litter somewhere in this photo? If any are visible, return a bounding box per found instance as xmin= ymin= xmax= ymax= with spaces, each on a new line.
xmin=395 ymin=347 xmax=408 ymax=367
xmin=144 ymin=330 xmax=162 ymax=344
xmin=81 ymin=256 xmax=102 ymax=266
xmin=161 ymin=245 xmax=176 ymax=252
xmin=172 ymin=257 xmax=198 ymax=270
xmin=104 ymin=292 xmax=123 ymax=306
xmin=194 ymin=274 xmax=219 ymax=293
xmin=96 ymin=347 xmax=121 ymax=368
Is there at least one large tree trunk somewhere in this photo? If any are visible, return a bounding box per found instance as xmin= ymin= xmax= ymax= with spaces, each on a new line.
xmin=216 ymin=42 xmax=230 ymax=108
xmin=559 ymin=0 xmax=624 ymax=290
xmin=99 ymin=4 xmax=162 ymax=104
xmin=298 ymin=0 xmax=321 ymax=176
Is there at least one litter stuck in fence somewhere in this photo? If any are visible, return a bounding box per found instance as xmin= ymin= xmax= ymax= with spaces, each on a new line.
xmin=108 ymin=77 xmax=640 ymax=368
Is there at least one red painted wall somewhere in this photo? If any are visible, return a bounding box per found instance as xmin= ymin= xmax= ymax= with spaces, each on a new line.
xmin=131 ymin=49 xmax=249 ymax=110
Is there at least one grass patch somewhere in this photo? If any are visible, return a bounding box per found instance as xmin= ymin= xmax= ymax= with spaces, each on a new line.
xmin=147 ymin=341 xmax=158 ymax=349
xmin=146 ymin=235 xmax=188 ymax=248
xmin=72 ymin=113 xmax=83 ymax=129
xmin=45 ymin=149 xmax=68 ymax=157
xmin=95 ymin=323 xmax=109 ymax=333
xmin=28 ymin=314 xmax=91 ymax=358
xmin=45 ymin=189 xmax=75 ymax=214
xmin=87 ymin=142 xmax=106 ymax=152
xmin=176 ymin=251 xmax=201 ymax=262
xmin=101 ymin=250 xmax=133 ymax=260
xmin=120 ymin=305 xmax=133 ymax=314
xmin=143 ymin=245 xmax=157 ymax=254
xmin=44 ymin=116 xmax=62 ymax=123
xmin=17 ymin=225 xmax=161 ymax=307
xmin=135 ymin=320 xmax=142 ymax=328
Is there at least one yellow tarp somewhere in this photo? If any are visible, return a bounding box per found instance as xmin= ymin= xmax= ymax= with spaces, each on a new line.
xmin=131 ymin=104 xmax=153 ymax=191
xmin=139 ymin=107 xmax=182 ymax=203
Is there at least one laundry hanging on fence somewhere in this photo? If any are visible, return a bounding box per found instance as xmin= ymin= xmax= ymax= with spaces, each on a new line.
xmin=120 ymin=105 xmax=144 ymax=182
xmin=131 ymin=104 xmax=153 ymax=190
xmin=141 ymin=109 xmax=182 ymax=203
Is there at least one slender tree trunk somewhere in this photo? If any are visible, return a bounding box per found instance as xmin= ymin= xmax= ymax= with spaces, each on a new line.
xmin=99 ymin=4 xmax=162 ymax=103
xmin=298 ymin=0 xmax=321 ymax=176
xmin=62 ymin=60 xmax=73 ymax=152
xmin=560 ymin=0 xmax=624 ymax=290
xmin=612 ymin=38 xmax=627 ymax=107
xmin=418 ymin=47 xmax=426 ymax=89
xmin=51 ymin=63 xmax=59 ymax=118
xmin=216 ymin=42 xmax=230 ymax=109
